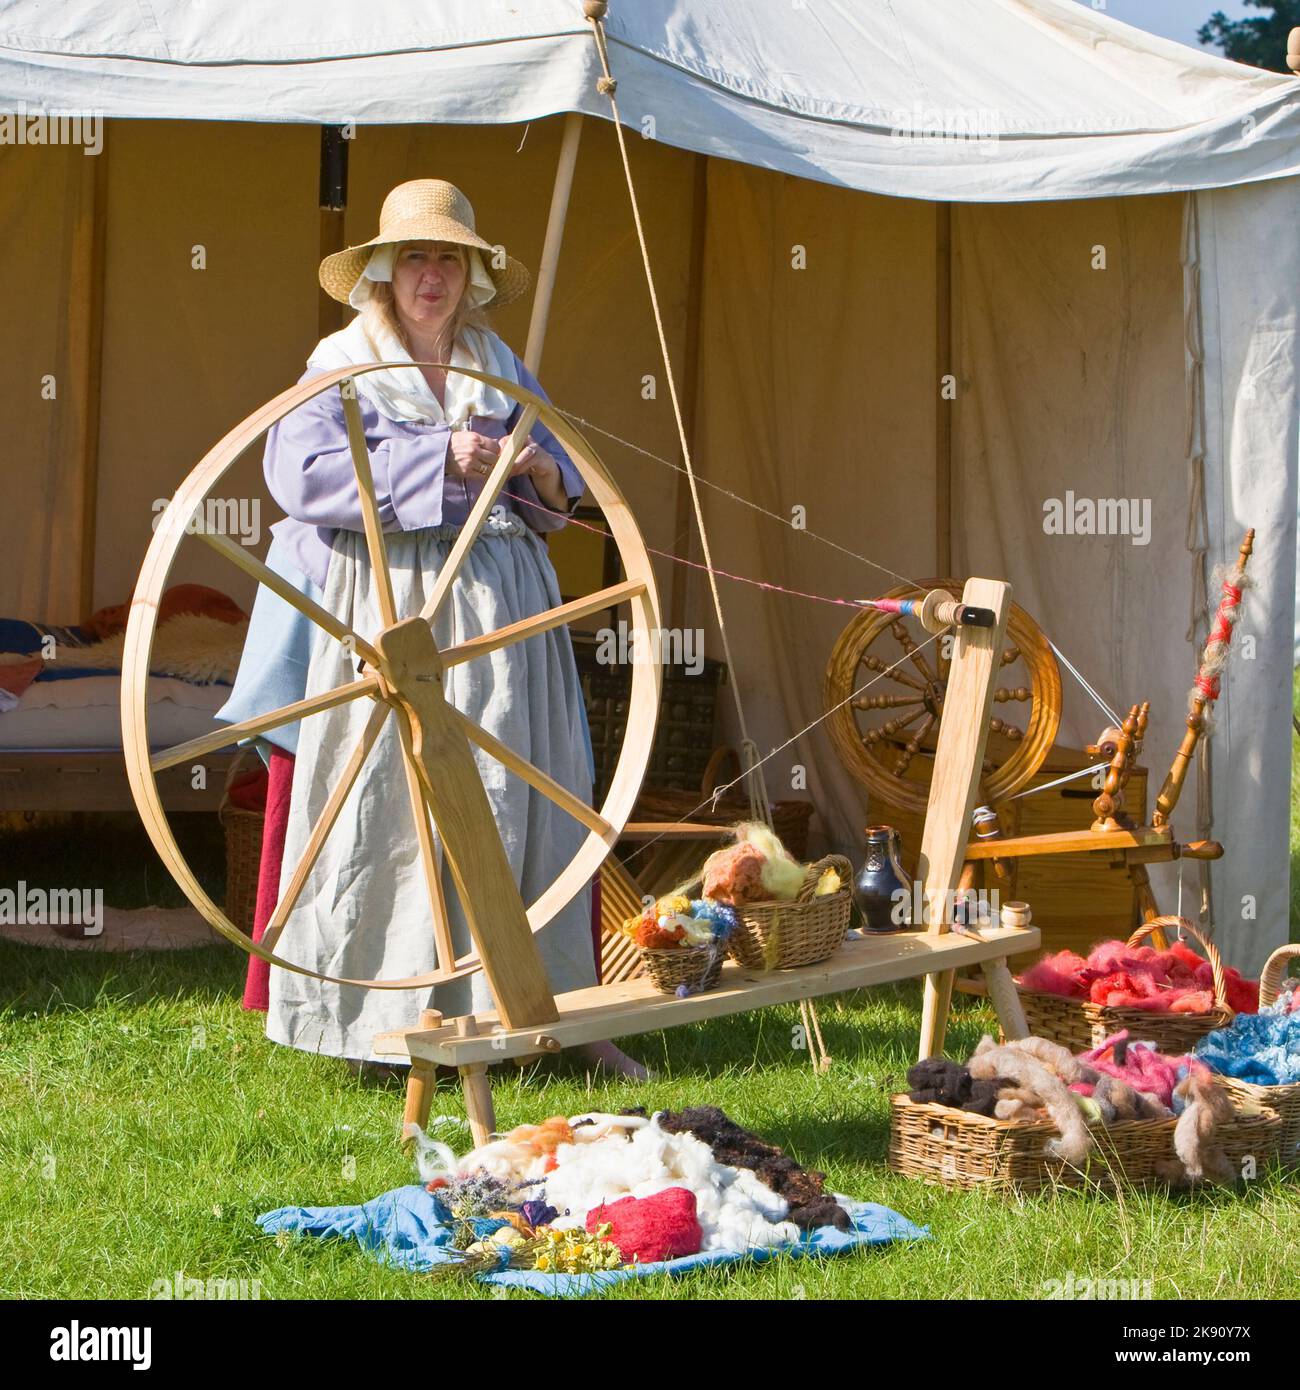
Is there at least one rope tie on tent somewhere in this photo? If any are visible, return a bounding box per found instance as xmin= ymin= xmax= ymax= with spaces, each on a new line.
xmin=582 ymin=0 xmax=774 ymax=832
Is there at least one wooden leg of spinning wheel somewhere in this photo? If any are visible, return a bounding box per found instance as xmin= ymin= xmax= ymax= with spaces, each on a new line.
xmin=401 ymin=1008 xmax=442 ymax=1142
xmin=1128 ymin=860 xmax=1168 ymax=947
xmin=982 ymin=957 xmax=1029 ymax=1040
xmin=455 ymin=1015 xmax=496 ymax=1148
xmin=919 ymin=970 xmax=955 ymax=1060
xmin=460 ymin=1064 xmax=496 ymax=1148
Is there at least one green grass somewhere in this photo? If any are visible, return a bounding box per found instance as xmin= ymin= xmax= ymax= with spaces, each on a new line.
xmin=1 ymin=694 xmax=1297 ymax=1303
xmin=3 ymin=937 xmax=1299 ymax=1301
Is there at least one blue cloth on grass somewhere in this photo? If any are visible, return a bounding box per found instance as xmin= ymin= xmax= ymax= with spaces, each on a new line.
xmin=258 ymin=1184 xmax=928 ymax=1296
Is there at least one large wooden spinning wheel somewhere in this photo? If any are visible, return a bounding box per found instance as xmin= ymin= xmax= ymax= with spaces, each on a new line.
xmin=122 ymin=363 xmax=661 ymax=1028
xmin=825 ymin=580 xmax=1060 ymax=817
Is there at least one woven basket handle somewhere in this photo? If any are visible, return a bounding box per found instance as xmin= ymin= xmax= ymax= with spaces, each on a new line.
xmin=700 ymin=745 xmax=741 ymax=797
xmin=1257 ymin=942 xmax=1300 ymax=1009
xmin=796 ymin=854 xmax=853 ymax=903
xmin=1126 ymin=915 xmax=1229 ymax=1010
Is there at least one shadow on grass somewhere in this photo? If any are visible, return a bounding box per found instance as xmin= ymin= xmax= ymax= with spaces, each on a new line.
xmin=0 ymin=937 xmax=243 ymax=1018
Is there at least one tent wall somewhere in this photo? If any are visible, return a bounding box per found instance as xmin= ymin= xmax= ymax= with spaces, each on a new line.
xmin=693 ymin=168 xmax=1291 ymax=969
xmin=1195 ymin=178 xmax=1300 ymax=972
xmin=1 ymin=142 xmax=100 ymax=620
xmin=4 ymin=117 xmax=1292 ymax=967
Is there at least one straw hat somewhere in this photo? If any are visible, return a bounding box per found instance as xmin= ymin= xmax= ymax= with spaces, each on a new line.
xmin=318 ymin=179 xmax=530 ymax=308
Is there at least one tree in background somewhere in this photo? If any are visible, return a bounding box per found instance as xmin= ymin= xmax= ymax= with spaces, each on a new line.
xmin=1199 ymin=0 xmax=1300 ymax=72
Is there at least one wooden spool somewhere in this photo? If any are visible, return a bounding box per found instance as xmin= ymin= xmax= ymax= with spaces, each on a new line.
xmin=121 ymin=361 xmax=663 ymax=1021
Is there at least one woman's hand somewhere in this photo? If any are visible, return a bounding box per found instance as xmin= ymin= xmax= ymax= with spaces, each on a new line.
xmin=446 ymin=429 xmax=503 ymax=481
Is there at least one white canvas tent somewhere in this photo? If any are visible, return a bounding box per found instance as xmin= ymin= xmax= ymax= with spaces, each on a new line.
xmin=1 ymin=0 xmax=1295 ymax=969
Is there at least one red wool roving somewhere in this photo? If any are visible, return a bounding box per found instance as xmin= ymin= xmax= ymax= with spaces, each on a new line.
xmin=585 ymin=1186 xmax=704 ymax=1264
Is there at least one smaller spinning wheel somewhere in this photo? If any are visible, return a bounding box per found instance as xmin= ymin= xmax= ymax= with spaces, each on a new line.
xmin=824 ymin=580 xmax=1061 ymax=817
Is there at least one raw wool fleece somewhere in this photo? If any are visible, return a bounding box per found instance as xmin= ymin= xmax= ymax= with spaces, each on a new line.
xmin=657 ymin=1106 xmax=852 ymax=1231
xmin=906 ymin=1058 xmax=1008 ymax=1117
xmin=968 ymin=1037 xmax=1093 ymax=1165
xmin=24 ymin=613 xmax=250 ymax=685
xmin=964 ymin=1033 xmax=1238 ymax=1185
xmin=1196 ymin=997 xmax=1300 ymax=1085
xmin=542 ymin=1115 xmax=801 ymax=1253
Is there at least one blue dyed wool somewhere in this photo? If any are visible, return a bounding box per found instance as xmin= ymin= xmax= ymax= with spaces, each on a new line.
xmin=1196 ymin=999 xmax=1300 ymax=1086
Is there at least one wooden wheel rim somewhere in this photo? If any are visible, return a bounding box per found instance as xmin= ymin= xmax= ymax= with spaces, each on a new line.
xmin=824 ymin=578 xmax=1060 ymax=817
xmin=122 ymin=362 xmax=662 ymax=990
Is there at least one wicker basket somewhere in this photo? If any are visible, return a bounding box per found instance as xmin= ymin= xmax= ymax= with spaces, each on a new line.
xmin=1017 ymin=917 xmax=1235 ymax=1053
xmin=1217 ymin=943 xmax=1300 ymax=1170
xmin=888 ymin=1094 xmax=1279 ymax=1193
xmin=631 ymin=745 xmax=816 ymax=860
xmin=219 ymin=754 xmax=264 ymax=937
xmin=638 ymin=943 xmax=726 ymax=995
xmin=725 ymin=855 xmax=854 ymax=971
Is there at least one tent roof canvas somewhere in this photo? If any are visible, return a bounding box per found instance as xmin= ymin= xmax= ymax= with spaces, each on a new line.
xmin=3 ymin=0 xmax=1299 ymax=200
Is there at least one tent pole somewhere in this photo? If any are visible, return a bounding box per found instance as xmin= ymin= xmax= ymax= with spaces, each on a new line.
xmin=70 ymin=131 xmax=109 ymax=620
xmin=935 ymin=201 xmax=953 ymax=577
xmin=669 ymin=153 xmax=709 ymax=632
xmin=318 ymin=125 xmax=348 ymax=340
xmin=525 ymin=112 xmax=584 ymax=376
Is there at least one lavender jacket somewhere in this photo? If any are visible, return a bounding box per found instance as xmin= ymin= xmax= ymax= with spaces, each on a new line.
xmin=266 ymin=351 xmax=585 ymax=589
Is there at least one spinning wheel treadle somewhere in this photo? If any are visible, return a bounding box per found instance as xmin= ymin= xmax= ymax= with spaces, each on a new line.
xmin=825 ymin=579 xmax=1061 ymax=816
xmin=122 ymin=362 xmax=662 ymax=1023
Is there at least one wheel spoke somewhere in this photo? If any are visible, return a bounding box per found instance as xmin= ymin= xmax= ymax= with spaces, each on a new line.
xmin=447 ymin=704 xmax=612 ymax=839
xmin=893 ymin=712 xmax=937 ymax=778
xmin=851 ymin=692 xmax=925 ymax=711
xmin=420 ymin=404 xmax=542 ymax=627
xmin=993 ymin=686 xmax=1032 ymax=703
xmin=394 ymin=707 xmax=456 ymax=973
xmin=150 ymin=675 xmax=381 ymax=771
xmin=196 ymin=530 xmax=383 ymax=670
xmin=861 ymin=653 xmax=927 ymax=692
xmin=340 ymin=379 xmax=399 ymax=628
xmin=261 ymin=700 xmax=390 ymax=952
xmin=890 ymin=618 xmax=939 ymax=686
xmin=989 ymin=716 xmax=1023 ymax=742
xmin=1001 ymin=646 xmax=1021 ymax=666
xmin=862 ymin=706 xmax=926 ymax=747
xmin=441 ymin=578 xmax=647 ymax=668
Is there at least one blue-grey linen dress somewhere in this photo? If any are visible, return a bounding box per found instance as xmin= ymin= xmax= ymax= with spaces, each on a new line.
xmin=216 ymin=351 xmax=599 ymax=1059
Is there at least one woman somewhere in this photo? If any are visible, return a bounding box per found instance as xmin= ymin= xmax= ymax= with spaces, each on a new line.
xmin=218 ymin=179 xmax=645 ymax=1079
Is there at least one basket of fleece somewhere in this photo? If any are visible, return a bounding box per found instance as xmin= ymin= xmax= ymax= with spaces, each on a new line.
xmin=257 ymin=1107 xmax=927 ymax=1295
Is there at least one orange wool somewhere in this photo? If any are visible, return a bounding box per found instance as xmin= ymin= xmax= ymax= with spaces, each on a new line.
xmin=633 ymin=917 xmax=686 ymax=949
xmin=506 ymin=1115 xmax=574 ymax=1155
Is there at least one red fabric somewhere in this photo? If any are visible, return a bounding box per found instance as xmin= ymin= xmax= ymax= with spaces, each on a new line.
xmin=227 ymin=767 xmax=269 ymax=813
xmin=241 ymin=744 xmax=604 ymax=1011
xmin=586 ymin=1187 xmax=703 ymax=1264
xmin=241 ymin=746 xmax=295 ymax=1013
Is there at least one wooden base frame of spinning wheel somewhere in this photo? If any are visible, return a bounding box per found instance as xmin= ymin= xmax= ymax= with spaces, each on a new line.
xmin=122 ymin=362 xmax=662 ymax=1035
xmin=824 ymin=579 xmax=1062 ymax=817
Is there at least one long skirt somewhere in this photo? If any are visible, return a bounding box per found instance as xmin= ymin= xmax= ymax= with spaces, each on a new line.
xmin=224 ymin=512 xmax=598 ymax=1061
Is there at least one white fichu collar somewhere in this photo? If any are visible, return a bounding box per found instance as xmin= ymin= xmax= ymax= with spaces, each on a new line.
xmin=307 ymin=245 xmax=519 ymax=426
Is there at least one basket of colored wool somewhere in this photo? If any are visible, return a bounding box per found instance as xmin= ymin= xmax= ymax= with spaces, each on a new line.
xmin=621 ymin=895 xmax=739 ymax=996
xmin=1196 ymin=943 xmax=1300 ymax=1170
xmin=688 ymin=822 xmax=851 ymax=970
xmin=1014 ymin=917 xmax=1250 ymax=1053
